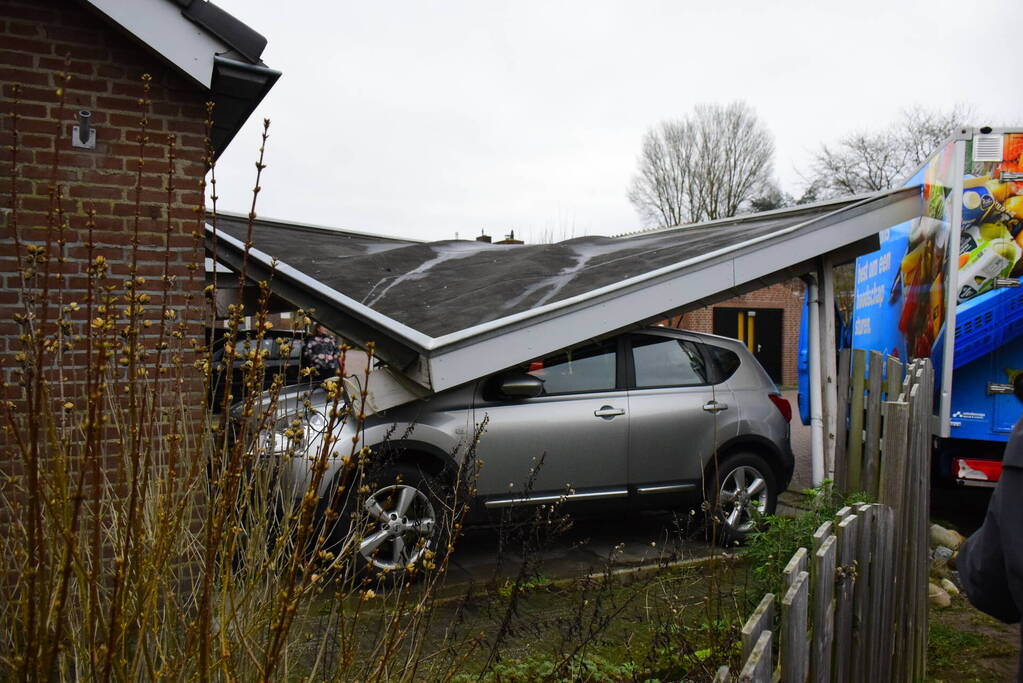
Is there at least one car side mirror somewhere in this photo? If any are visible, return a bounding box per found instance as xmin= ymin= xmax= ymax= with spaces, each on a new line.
xmin=498 ymin=373 xmax=544 ymax=399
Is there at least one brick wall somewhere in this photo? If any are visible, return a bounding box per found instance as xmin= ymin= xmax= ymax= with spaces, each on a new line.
xmin=674 ymin=280 xmax=805 ymax=386
xmin=1 ymin=0 xmax=211 ymax=438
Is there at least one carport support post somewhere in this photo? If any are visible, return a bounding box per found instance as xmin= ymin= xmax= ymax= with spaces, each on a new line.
xmin=806 ymin=274 xmax=826 ymax=487
xmin=818 ymin=255 xmax=839 ymax=481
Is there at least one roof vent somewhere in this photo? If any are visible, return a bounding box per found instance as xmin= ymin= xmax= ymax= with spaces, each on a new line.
xmin=973 ymin=134 xmax=1004 ymax=162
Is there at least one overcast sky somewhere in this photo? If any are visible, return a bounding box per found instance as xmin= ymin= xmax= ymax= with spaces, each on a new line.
xmin=211 ymin=0 xmax=1021 ymax=244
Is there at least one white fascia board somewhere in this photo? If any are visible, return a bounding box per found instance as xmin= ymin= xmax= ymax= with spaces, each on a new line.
xmin=620 ymin=194 xmax=862 ymax=239
xmin=84 ymin=0 xmax=224 ymax=88
xmin=728 ymin=188 xmax=924 ymax=284
xmin=425 ymin=187 xmax=923 ymax=391
xmin=204 ymin=256 xmax=232 ymax=273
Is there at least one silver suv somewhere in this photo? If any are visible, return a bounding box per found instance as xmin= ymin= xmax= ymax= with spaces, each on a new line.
xmin=257 ymin=327 xmax=793 ymax=573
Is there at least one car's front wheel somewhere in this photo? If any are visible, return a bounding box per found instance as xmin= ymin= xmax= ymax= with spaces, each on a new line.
xmin=705 ymin=452 xmax=778 ymax=545
xmin=344 ymin=463 xmax=450 ymax=579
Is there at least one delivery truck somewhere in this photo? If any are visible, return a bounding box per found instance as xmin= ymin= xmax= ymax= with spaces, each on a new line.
xmin=836 ymin=128 xmax=1023 ymax=488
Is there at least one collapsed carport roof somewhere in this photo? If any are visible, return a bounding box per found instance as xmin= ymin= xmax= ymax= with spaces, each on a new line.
xmin=207 ymin=186 xmax=921 ymax=394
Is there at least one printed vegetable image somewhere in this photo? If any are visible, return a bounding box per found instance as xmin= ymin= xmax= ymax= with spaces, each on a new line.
xmin=957 ymin=135 xmax=1023 ymax=300
xmin=897 ymin=206 xmax=948 ymax=359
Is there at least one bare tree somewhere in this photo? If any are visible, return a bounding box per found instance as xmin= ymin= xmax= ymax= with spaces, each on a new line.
xmin=627 ymin=120 xmax=694 ymax=228
xmin=628 ymin=102 xmax=775 ymax=227
xmin=806 ymin=105 xmax=973 ymax=197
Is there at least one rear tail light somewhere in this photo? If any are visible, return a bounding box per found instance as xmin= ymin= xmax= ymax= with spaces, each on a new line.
xmin=768 ymin=393 xmax=792 ymax=423
xmin=954 ymin=458 xmax=1002 ymax=483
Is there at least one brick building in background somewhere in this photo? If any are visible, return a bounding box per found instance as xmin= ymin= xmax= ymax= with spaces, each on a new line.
xmin=669 ymin=280 xmax=805 ymax=387
xmin=0 ymin=0 xmax=277 ymax=396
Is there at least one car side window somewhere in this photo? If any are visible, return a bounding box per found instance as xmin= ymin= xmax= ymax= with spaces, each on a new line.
xmin=704 ymin=344 xmax=741 ymax=382
xmin=632 ymin=336 xmax=708 ymax=388
xmin=526 ymin=341 xmax=616 ymax=395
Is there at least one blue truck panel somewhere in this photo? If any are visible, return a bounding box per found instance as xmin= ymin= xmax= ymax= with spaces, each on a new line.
xmin=949 ymin=334 xmax=1023 ymax=442
xmin=943 ymin=286 xmax=1023 ymax=369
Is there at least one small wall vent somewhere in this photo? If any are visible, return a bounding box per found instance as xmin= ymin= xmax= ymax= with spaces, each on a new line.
xmin=973 ymin=134 xmax=1004 ymax=162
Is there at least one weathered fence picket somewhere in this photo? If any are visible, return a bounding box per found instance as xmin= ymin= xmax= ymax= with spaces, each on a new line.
xmin=878 ymin=400 xmax=908 ymax=510
xmin=833 ymin=512 xmax=858 ymax=683
xmin=835 ymin=347 xmax=851 ymax=491
xmin=811 ymin=534 xmax=836 ymax=683
xmin=911 ymin=365 xmax=932 ymax=680
xmin=846 ymin=350 xmax=867 ymax=492
xmin=738 ymin=630 xmax=772 ymax=683
xmin=874 ymin=505 xmax=896 ymax=683
xmin=851 ymin=504 xmax=874 ymax=683
xmin=863 ymin=351 xmax=884 ymax=494
xmin=741 ymin=593 xmax=775 ymax=663
xmin=782 ymin=547 xmax=807 ymax=591
xmin=780 ymin=570 xmax=809 ymax=683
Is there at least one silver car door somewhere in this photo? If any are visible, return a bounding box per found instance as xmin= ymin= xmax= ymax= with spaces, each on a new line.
xmin=626 ymin=333 xmax=737 ymax=494
xmin=473 ymin=338 xmax=629 ymax=507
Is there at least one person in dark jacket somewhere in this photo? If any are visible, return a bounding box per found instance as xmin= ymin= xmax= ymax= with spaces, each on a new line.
xmin=957 ymin=415 xmax=1023 ymax=682
xmin=302 ymin=324 xmax=340 ymax=383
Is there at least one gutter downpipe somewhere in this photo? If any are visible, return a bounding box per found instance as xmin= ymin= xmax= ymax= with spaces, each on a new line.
xmin=805 ymin=274 xmax=826 ymax=486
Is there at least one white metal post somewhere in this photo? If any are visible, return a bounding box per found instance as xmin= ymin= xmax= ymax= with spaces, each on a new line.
xmin=938 ymin=139 xmax=967 ymax=437
xmin=807 ymin=275 xmax=826 ymax=486
xmin=819 ymin=255 xmax=839 ymax=479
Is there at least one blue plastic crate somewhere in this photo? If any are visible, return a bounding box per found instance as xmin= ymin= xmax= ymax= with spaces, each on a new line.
xmin=950 ymin=286 xmax=1023 ymax=368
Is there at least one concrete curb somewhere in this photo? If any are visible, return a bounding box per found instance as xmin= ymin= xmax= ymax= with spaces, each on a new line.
xmin=430 ymin=549 xmax=739 ymax=606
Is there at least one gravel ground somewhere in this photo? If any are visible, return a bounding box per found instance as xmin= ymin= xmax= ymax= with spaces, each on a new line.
xmin=781 ymin=388 xmax=812 ymax=493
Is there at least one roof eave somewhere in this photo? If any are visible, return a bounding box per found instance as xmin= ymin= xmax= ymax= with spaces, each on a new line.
xmin=80 ymin=0 xmax=278 ymax=159
xmin=209 ymin=56 xmax=281 ymax=158
xmin=207 ymin=186 xmax=922 ymax=394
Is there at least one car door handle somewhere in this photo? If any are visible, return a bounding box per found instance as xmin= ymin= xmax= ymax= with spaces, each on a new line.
xmin=703 ymin=401 xmax=728 ymax=413
xmin=594 ymin=406 xmax=626 ymax=418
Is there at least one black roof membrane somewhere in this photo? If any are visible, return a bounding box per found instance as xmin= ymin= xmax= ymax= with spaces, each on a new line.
xmin=211 ymin=198 xmax=861 ymax=338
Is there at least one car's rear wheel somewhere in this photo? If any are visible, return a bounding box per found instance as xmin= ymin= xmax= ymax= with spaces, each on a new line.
xmin=704 ymin=452 xmax=777 ymax=545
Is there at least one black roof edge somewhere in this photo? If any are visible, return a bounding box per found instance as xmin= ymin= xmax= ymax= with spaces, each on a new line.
xmin=209 ymin=56 xmax=281 ymax=159
xmin=618 ymin=193 xmax=867 ymax=238
xmin=181 ymin=0 xmax=268 ymax=64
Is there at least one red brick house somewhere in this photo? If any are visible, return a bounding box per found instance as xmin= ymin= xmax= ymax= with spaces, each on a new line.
xmin=1 ymin=0 xmax=277 ymax=395
xmin=0 ymin=0 xmax=278 ymax=544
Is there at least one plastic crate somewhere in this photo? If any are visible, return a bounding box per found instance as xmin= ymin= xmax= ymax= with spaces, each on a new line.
xmin=951 ymin=286 xmax=1023 ymax=368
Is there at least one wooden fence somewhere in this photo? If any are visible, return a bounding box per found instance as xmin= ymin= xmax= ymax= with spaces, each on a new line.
xmin=715 ymin=356 xmax=933 ymax=682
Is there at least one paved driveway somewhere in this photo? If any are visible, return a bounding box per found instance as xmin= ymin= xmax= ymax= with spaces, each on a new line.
xmin=783 ymin=388 xmax=812 ymax=492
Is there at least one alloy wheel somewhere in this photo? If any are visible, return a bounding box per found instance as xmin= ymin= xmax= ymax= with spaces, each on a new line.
xmin=717 ymin=464 xmax=769 ymax=533
xmin=358 ymin=484 xmax=437 ymax=570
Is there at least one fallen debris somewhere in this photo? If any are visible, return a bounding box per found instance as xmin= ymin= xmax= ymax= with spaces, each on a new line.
xmin=929 ymin=582 xmax=952 ymax=609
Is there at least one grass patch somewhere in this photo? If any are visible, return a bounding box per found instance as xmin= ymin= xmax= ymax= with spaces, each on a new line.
xmin=927 ymin=597 xmax=1019 ymax=682
xmin=395 ymin=555 xmax=747 ymax=681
